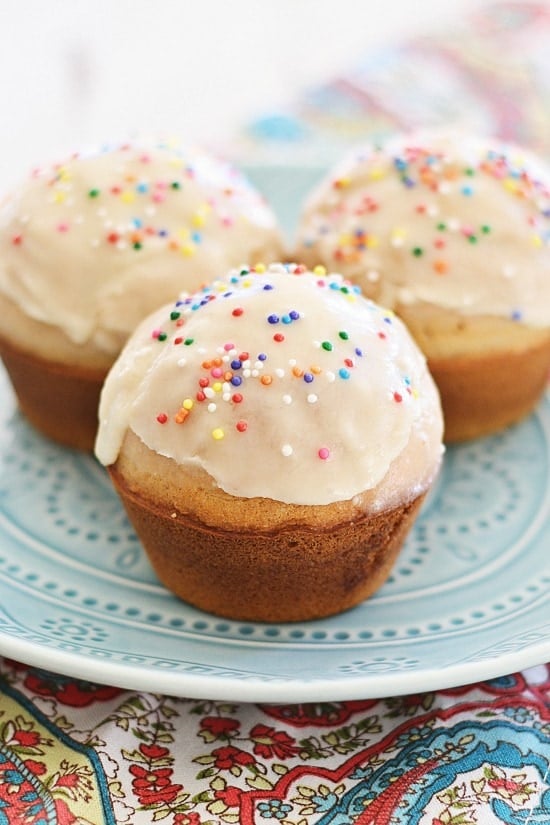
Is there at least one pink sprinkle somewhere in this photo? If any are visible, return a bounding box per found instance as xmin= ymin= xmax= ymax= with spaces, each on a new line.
xmin=222 ymin=217 xmax=234 ymax=227
xmin=57 ymin=222 xmax=70 ymax=233
xmin=211 ymin=367 xmax=223 ymax=378
xmin=318 ymin=447 xmax=330 ymax=460
xmin=153 ymin=193 xmax=166 ymax=203
xmin=224 ymin=342 xmax=234 ymax=351
xmin=151 ymin=328 xmax=162 ymax=339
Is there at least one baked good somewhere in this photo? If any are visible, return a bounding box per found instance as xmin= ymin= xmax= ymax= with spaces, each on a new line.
xmin=0 ymin=140 xmax=284 ymax=449
xmin=295 ymin=131 xmax=550 ymax=441
xmin=95 ymin=262 xmax=444 ymax=622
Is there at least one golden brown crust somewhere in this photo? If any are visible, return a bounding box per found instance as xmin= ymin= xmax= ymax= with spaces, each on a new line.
xmin=397 ymin=305 xmax=550 ymax=442
xmin=0 ymin=334 xmax=106 ymax=451
xmin=108 ymin=446 xmax=426 ymax=622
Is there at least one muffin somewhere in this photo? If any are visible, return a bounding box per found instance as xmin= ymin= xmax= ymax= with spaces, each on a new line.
xmin=95 ymin=263 xmax=444 ymax=622
xmin=0 ymin=140 xmax=284 ymax=450
xmin=295 ymin=131 xmax=550 ymax=441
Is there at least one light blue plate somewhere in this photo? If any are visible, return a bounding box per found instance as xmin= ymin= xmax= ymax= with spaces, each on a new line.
xmin=0 ymin=364 xmax=548 ymax=701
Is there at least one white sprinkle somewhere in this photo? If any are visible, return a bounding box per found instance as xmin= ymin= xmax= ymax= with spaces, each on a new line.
xmin=281 ymin=444 xmax=293 ymax=456
xmin=222 ymin=382 xmax=231 ymax=392
xmin=207 ymin=403 xmax=217 ymax=413
xmin=282 ymin=394 xmax=292 ymax=405
xmin=116 ymin=241 xmax=127 ymax=251
xmin=145 ymin=205 xmax=156 ymax=216
xmin=326 ymin=371 xmax=336 ymax=383
xmin=222 ymin=355 xmax=230 ymax=363
xmin=313 ymin=340 xmax=321 ymax=349
xmin=204 ymin=387 xmax=215 ymax=399
xmin=439 ymin=181 xmax=452 ymax=195
xmin=307 ymin=394 xmax=318 ymax=404
xmin=90 ymin=238 xmax=100 ymax=248
xmin=391 ymin=236 xmax=404 ymax=248
xmin=275 ymin=368 xmax=285 ymax=378
xmin=251 ymin=369 xmax=259 ymax=378
xmin=242 ymin=359 xmax=251 ymax=369
xmin=177 ymin=358 xmax=187 ymax=367
xmin=254 ymin=360 xmax=264 ymax=370
xmin=427 ymin=204 xmax=439 ymax=217
xmin=447 ymin=218 xmax=460 ymax=232
xmin=289 ymin=358 xmax=297 ymax=367
xmin=74 ymin=215 xmax=84 ymax=225
xmin=502 ymin=264 xmax=516 ymax=278
xmin=367 ymin=269 xmax=380 ymax=283
xmin=222 ymin=392 xmax=231 ymax=402
xmin=243 ymin=369 xmax=251 ymax=378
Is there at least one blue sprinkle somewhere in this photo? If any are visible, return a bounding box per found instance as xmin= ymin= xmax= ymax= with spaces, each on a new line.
xmin=231 ymin=376 xmax=242 ymax=386
xmin=339 ymin=368 xmax=350 ymax=380
xmin=132 ymin=217 xmax=143 ymax=228
xmin=289 ymin=310 xmax=300 ymax=320
xmin=257 ymin=352 xmax=267 ymax=361
xmin=511 ymin=309 xmax=523 ymax=321
xmin=263 ymin=283 xmax=274 ymax=290
xmin=461 ymin=185 xmax=474 ymax=196
xmin=355 ymin=347 xmax=363 ymax=357
xmin=158 ymin=229 xmax=168 ymax=237
xmin=267 ymin=314 xmax=279 ymax=324
xmin=136 ymin=182 xmax=149 ymax=193
xmin=282 ymin=314 xmax=292 ymax=324
xmin=223 ymin=291 xmax=233 ymax=298
xmin=304 ymin=373 xmax=314 ymax=383
xmin=231 ymin=359 xmax=242 ymax=370
xmin=191 ymin=231 xmax=202 ymax=243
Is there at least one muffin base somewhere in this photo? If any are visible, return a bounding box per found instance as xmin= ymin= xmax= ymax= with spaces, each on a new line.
xmin=108 ymin=462 xmax=425 ymax=622
xmin=0 ymin=335 xmax=106 ymax=451
xmin=398 ymin=306 xmax=550 ymax=442
xmin=428 ymin=338 xmax=550 ymax=442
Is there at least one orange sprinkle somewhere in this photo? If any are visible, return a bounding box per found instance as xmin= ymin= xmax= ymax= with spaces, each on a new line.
xmin=292 ymin=366 xmax=304 ymax=378
xmin=223 ymin=371 xmax=233 ymax=382
xmin=175 ymin=408 xmax=189 ymax=424
xmin=202 ymin=360 xmax=212 ymax=369
xmin=310 ymin=365 xmax=322 ymax=374
xmin=260 ymin=375 xmax=273 ymax=386
xmin=433 ymin=259 xmax=449 ymax=275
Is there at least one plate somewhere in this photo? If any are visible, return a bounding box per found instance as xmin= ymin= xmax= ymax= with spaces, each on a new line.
xmin=0 ymin=362 xmax=548 ymax=702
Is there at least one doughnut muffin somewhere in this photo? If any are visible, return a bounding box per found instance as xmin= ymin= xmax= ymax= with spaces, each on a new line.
xmin=95 ymin=263 xmax=444 ymax=622
xmin=295 ymin=132 xmax=550 ymax=441
xmin=0 ymin=140 xmax=283 ymax=449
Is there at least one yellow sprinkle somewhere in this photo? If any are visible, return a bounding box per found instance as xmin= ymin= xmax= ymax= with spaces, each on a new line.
xmin=369 ymin=166 xmax=385 ymax=180
xmin=254 ymin=262 xmax=266 ymax=273
xmin=182 ymin=398 xmax=193 ymax=410
xmin=366 ymin=235 xmax=379 ymax=248
xmin=120 ymin=191 xmax=135 ymax=204
xmin=313 ymin=265 xmax=326 ymax=276
xmin=192 ymin=212 xmax=206 ymax=228
xmin=181 ymin=242 xmax=195 ymax=257
xmin=503 ymin=179 xmax=518 ymax=194
xmin=212 ymin=382 xmax=223 ymax=393
xmin=532 ymin=234 xmax=543 ymax=248
xmin=212 ymin=428 xmax=224 ymax=440
xmin=52 ymin=191 xmax=66 ymax=204
xmin=242 ymin=278 xmax=253 ymax=288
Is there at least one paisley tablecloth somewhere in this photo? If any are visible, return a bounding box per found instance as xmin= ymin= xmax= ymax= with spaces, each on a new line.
xmin=1 ymin=2 xmax=549 ymax=822
xmin=0 ymin=659 xmax=548 ymax=824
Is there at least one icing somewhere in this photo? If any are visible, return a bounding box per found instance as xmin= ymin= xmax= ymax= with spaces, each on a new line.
xmin=95 ymin=264 xmax=444 ymax=507
xmin=296 ymin=132 xmax=550 ymax=327
xmin=0 ymin=140 xmax=283 ymax=355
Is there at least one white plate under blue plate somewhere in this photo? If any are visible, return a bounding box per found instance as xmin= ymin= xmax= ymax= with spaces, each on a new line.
xmin=0 ymin=362 xmax=548 ymax=702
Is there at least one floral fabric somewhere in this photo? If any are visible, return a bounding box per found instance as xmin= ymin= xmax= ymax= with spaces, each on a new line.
xmin=0 ymin=658 xmax=548 ymax=824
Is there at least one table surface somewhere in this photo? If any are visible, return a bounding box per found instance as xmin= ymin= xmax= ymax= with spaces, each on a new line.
xmin=0 ymin=2 xmax=549 ymax=822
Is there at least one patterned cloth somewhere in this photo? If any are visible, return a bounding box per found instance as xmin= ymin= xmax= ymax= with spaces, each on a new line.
xmin=0 ymin=659 xmax=548 ymax=824
xmin=1 ymin=3 xmax=549 ymax=822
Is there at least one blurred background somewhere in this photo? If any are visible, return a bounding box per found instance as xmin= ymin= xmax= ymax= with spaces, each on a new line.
xmin=1 ymin=1 xmax=549 ymax=193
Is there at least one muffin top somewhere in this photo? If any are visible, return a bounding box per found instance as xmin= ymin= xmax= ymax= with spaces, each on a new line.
xmin=0 ymin=140 xmax=283 ymax=356
xmin=95 ymin=263 xmax=443 ymax=508
xmin=295 ymin=131 xmax=550 ymax=327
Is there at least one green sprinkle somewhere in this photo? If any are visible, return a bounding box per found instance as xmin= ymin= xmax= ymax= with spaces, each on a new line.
xmin=481 ymin=225 xmax=491 ymax=234
xmin=133 ymin=242 xmax=142 ymax=250
xmin=412 ymin=247 xmax=423 ymax=257
xmin=465 ymin=167 xmax=475 ymax=176
xmin=321 ymin=341 xmax=333 ymax=351
xmin=340 ymin=286 xmax=350 ymax=294
xmin=170 ymin=311 xmax=181 ymax=321
xmin=338 ymin=331 xmax=349 ymax=340
xmin=88 ymin=188 xmax=100 ymax=198
xmin=468 ymin=235 xmax=478 ymax=244
xmin=184 ymin=338 xmax=194 ymax=346
xmin=158 ymin=332 xmax=167 ymax=342
xmin=437 ymin=222 xmax=447 ymax=231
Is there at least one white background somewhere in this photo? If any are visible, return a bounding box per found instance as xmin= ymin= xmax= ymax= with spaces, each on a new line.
xmin=0 ymin=0 xmax=501 ymax=187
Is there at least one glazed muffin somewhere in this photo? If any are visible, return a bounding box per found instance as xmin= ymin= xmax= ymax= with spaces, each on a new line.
xmin=295 ymin=132 xmax=550 ymax=441
xmin=95 ymin=263 xmax=444 ymax=622
xmin=0 ymin=140 xmax=283 ymax=449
